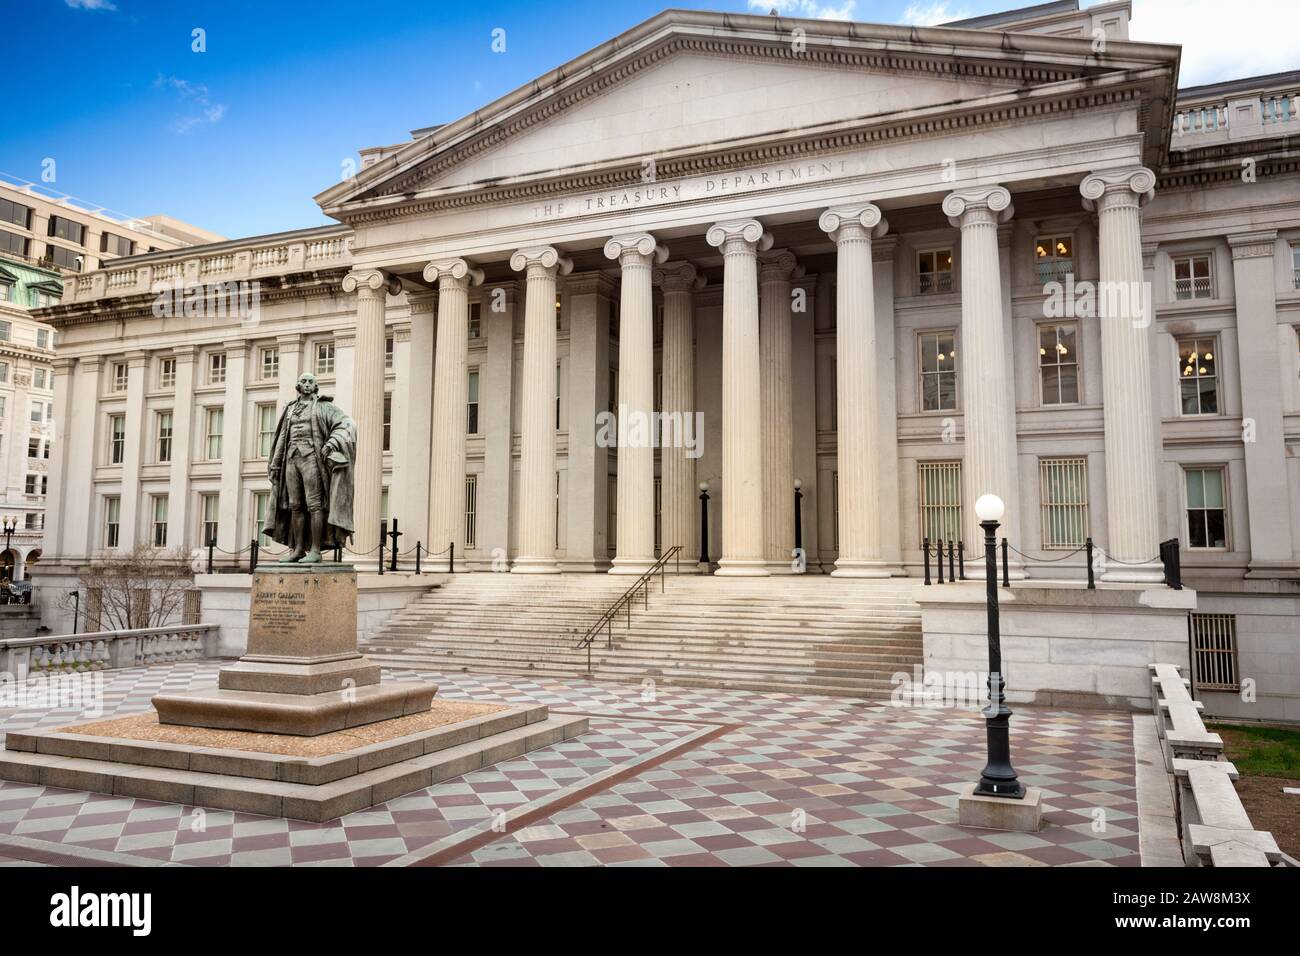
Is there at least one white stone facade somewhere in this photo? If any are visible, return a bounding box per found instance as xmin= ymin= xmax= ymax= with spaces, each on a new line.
xmin=29 ymin=6 xmax=1300 ymax=717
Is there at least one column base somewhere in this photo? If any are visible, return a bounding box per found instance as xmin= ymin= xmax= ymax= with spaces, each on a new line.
xmin=511 ymin=557 xmax=561 ymax=574
xmin=764 ymin=559 xmax=804 ymax=575
xmin=608 ymin=557 xmax=655 ymax=575
xmin=1100 ymin=562 xmax=1165 ymax=584
xmin=715 ymin=558 xmax=770 ymax=577
xmin=831 ymin=558 xmax=891 ymax=578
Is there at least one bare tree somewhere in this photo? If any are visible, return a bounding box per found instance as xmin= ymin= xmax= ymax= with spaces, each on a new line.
xmin=59 ymin=545 xmax=196 ymax=632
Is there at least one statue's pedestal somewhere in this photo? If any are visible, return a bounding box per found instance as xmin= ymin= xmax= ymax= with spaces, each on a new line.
xmin=152 ymin=564 xmax=435 ymax=736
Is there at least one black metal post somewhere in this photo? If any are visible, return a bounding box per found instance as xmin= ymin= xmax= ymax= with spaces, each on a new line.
xmin=793 ymin=482 xmax=803 ymax=555
xmin=415 ymin=542 xmax=422 ymax=575
xmin=250 ymin=538 xmax=259 ymax=572
xmin=1161 ymin=539 xmax=1183 ymax=590
xmin=947 ymin=539 xmax=955 ymax=582
xmin=206 ymin=534 xmax=215 ymax=574
xmin=1000 ymin=538 xmax=1009 ymax=588
xmin=936 ymin=538 xmax=945 ymax=584
xmin=387 ymin=519 xmax=402 ymax=573
xmin=698 ymin=485 xmax=710 ymax=568
xmin=333 ymin=544 xmax=342 ymax=562
xmin=923 ymin=538 xmax=931 ymax=586
xmin=975 ymin=518 xmax=1025 ymax=799
xmin=958 ymin=541 xmax=965 ymax=580
xmin=72 ymin=591 xmax=80 ymax=635
xmin=449 ymin=542 xmax=455 ymax=574
xmin=378 ymin=521 xmax=386 ymax=576
xmin=1085 ymin=537 xmax=1095 ymax=589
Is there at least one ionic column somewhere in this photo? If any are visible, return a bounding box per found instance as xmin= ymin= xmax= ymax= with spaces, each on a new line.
xmin=942 ymin=187 xmax=1023 ymax=571
xmin=758 ymin=250 xmax=801 ymax=571
xmin=605 ymin=234 xmax=667 ymax=574
xmin=1080 ymin=168 xmax=1163 ymax=582
xmin=509 ymin=246 xmax=572 ymax=573
xmin=706 ymin=219 xmax=772 ymax=577
xmin=655 ymin=261 xmax=704 ymax=569
xmin=402 ymin=291 xmax=437 ymax=549
xmin=819 ymin=204 xmax=889 ymax=577
xmin=117 ymin=349 xmax=150 ymax=550
xmin=342 ymin=269 xmax=401 ymax=559
xmin=424 ymin=259 xmax=484 ymax=570
xmin=166 ymin=346 xmax=197 ymax=550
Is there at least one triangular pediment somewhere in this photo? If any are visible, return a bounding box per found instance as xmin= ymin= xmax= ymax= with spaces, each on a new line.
xmin=317 ymin=9 xmax=1178 ymax=219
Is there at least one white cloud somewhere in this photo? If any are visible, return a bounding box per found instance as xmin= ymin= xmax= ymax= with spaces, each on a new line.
xmin=153 ymin=74 xmax=227 ymax=134
xmin=65 ymin=0 xmax=117 ymax=10
xmin=898 ymin=2 xmax=975 ymax=25
xmin=1129 ymin=0 xmax=1300 ymax=87
xmin=746 ymin=0 xmax=860 ymax=21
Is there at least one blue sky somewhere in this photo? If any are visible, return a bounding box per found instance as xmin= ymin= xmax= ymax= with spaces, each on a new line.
xmin=3 ymin=0 xmax=1297 ymax=241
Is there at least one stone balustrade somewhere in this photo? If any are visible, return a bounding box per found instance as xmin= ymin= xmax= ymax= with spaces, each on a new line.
xmin=1148 ymin=663 xmax=1288 ymax=867
xmin=0 ymin=624 xmax=218 ymax=681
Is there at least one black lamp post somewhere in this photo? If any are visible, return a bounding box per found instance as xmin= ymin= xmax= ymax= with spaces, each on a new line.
xmin=972 ymin=493 xmax=1025 ymax=800
xmin=1 ymin=516 xmax=15 ymax=584
xmin=793 ymin=479 xmax=803 ymax=558
xmin=698 ymin=482 xmax=710 ymax=569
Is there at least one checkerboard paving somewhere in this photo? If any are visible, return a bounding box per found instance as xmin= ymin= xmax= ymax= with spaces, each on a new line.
xmin=0 ymin=661 xmax=1140 ymax=866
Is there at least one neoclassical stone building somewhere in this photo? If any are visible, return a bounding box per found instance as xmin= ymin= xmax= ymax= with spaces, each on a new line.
xmin=33 ymin=4 xmax=1300 ymax=717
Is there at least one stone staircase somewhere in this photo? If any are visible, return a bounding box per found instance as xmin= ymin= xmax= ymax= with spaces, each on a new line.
xmin=362 ymin=573 xmax=923 ymax=699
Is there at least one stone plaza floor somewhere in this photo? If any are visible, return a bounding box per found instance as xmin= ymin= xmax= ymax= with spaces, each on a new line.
xmin=0 ymin=661 xmax=1141 ymax=867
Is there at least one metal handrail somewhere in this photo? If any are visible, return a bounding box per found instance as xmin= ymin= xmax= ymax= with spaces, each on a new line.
xmin=576 ymin=545 xmax=682 ymax=671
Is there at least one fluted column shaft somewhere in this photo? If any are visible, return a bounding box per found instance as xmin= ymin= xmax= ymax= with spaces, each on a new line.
xmin=343 ymin=269 xmax=399 ymax=558
xmin=426 ymin=259 xmax=484 ymax=570
xmin=707 ymin=219 xmax=772 ymax=576
xmin=820 ymin=205 xmax=889 ymax=577
xmin=510 ymin=247 xmax=572 ymax=573
xmin=657 ymin=262 xmax=700 ymax=567
xmin=1082 ymin=168 xmax=1164 ymax=581
xmin=943 ymin=187 xmax=1020 ymax=561
xmin=606 ymin=235 xmax=667 ymax=574
xmin=759 ymin=251 xmax=799 ymax=569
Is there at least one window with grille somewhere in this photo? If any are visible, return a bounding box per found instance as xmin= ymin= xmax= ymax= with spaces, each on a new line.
xmin=1173 ymin=254 xmax=1213 ymax=300
xmin=1038 ymin=322 xmax=1079 ymax=405
xmin=384 ymin=335 xmax=394 ymax=370
xmin=917 ymin=249 xmax=953 ymax=294
xmin=111 ymin=362 xmax=128 ymax=392
xmin=1178 ymin=336 xmax=1218 ymax=415
xmin=315 ymin=341 xmax=335 ymax=375
xmin=919 ymin=331 xmax=957 ymax=412
xmin=464 ymin=475 xmax=477 ymax=549
xmin=159 ymin=357 xmax=176 ymax=388
xmin=208 ymin=352 xmax=227 ymax=384
xmin=918 ymin=461 xmax=962 ymax=546
xmin=1190 ymin=612 xmax=1238 ymax=690
xmin=382 ymin=393 xmax=392 ymax=453
xmin=467 ymin=370 xmax=479 ymax=434
xmin=1039 ymin=457 xmax=1089 ymax=549
xmin=260 ymin=346 xmax=279 ymax=381
xmin=1034 ymin=235 xmax=1074 ymax=285
xmin=1185 ymin=467 xmax=1227 ymax=549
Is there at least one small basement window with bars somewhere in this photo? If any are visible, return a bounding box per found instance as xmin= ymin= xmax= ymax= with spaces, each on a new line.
xmin=1190 ymin=612 xmax=1239 ymax=691
xmin=1039 ymin=457 xmax=1089 ymax=549
xmin=918 ymin=461 xmax=962 ymax=546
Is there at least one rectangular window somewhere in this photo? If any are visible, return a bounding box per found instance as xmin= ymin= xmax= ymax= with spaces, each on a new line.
xmin=1173 ymin=254 xmax=1213 ymax=300
xmin=33 ymin=368 xmax=47 ymax=389
xmin=24 ymin=474 xmax=47 ymax=495
xmin=257 ymin=404 xmax=276 ymax=458
xmin=253 ymin=491 xmax=272 ymax=547
xmin=0 ymin=229 xmax=28 ymax=257
xmin=555 ymin=363 xmax=562 ymax=430
xmin=381 ymin=487 xmax=389 ymax=523
xmin=469 ymin=302 xmax=482 ymax=340
xmin=0 ymin=321 xmax=10 ymax=342
xmin=917 ymin=249 xmax=953 ymax=294
xmin=46 ymin=245 xmax=82 ymax=270
xmin=201 ymin=494 xmax=220 ymax=547
xmin=156 ymin=411 xmax=173 ymax=463
xmin=30 ymin=400 xmax=43 ymax=423
xmin=1292 ymin=245 xmax=1300 ymax=290
xmin=0 ymin=395 xmax=6 ymax=417
xmin=464 ymin=475 xmax=477 ymax=549
xmin=1039 ymin=457 xmax=1089 ymax=549
xmin=315 ymin=341 xmax=335 ymax=375
xmin=152 ymin=495 xmax=169 ymax=547
xmin=260 ymin=346 xmax=279 ymax=381
xmin=34 ymin=291 xmax=60 ymax=308
xmin=27 ymin=437 xmax=39 ymax=459
xmin=159 ymin=357 xmax=176 ymax=388
xmin=0 ymin=282 xmax=9 ymax=302
xmin=385 ymin=335 xmax=394 ymax=370
xmin=204 ymin=407 xmax=224 ymax=460
xmin=111 ymin=361 xmax=128 ymax=392
xmin=208 ymin=352 xmax=227 ymax=385
xmin=919 ymin=330 xmax=957 ymax=412
xmin=0 ymin=361 xmax=8 ymax=383
xmin=1178 ymin=336 xmax=1219 ymax=415
xmin=1038 ymin=322 xmax=1079 ymax=405
xmin=918 ymin=461 xmax=962 ymax=545
xmin=1190 ymin=613 xmax=1239 ymax=691
xmin=101 ymin=233 xmax=134 ymax=257
xmin=1034 ymin=235 xmax=1074 ymax=285
xmin=467 ymin=370 xmax=480 ymax=434
xmin=1185 ymin=467 xmax=1227 ymax=549
xmin=47 ymin=215 xmax=85 ymax=244
xmin=382 ymin=393 xmax=392 ymax=453
xmin=109 ymin=414 xmax=126 ymax=464
xmin=0 ymin=197 xmax=31 ymax=228
xmin=104 ymin=496 xmax=121 ymax=548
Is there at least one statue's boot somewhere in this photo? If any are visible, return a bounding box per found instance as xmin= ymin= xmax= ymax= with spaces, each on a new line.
xmin=283 ymin=512 xmax=308 ymax=562
xmin=301 ymin=512 xmax=325 ymax=564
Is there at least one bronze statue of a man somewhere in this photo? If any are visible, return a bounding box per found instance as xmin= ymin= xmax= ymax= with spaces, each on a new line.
xmin=264 ymin=372 xmax=357 ymax=563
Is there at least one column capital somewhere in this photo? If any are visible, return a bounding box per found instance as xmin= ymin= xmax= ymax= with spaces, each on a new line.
xmin=818 ymin=204 xmax=887 ymax=242
xmin=423 ymin=258 xmax=485 ymax=287
xmin=1227 ymin=230 xmax=1278 ymax=260
xmin=604 ymin=233 xmax=668 ymax=266
xmin=653 ymin=261 xmax=704 ymax=293
xmin=758 ymin=249 xmax=804 ymax=282
xmin=510 ymin=245 xmax=573 ymax=275
xmin=943 ymin=187 xmax=1013 ymax=227
xmin=1080 ymin=167 xmax=1156 ymax=211
xmin=342 ymin=269 xmax=401 ymax=297
xmin=706 ymin=219 xmax=773 ymax=254
xmin=1141 ymin=240 xmax=1160 ymax=271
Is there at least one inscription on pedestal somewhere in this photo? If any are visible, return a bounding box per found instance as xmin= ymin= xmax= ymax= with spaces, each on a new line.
xmin=245 ymin=567 xmax=359 ymax=663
